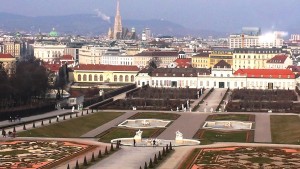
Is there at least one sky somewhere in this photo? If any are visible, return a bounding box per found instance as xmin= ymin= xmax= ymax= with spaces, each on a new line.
xmin=1 ymin=0 xmax=300 ymax=32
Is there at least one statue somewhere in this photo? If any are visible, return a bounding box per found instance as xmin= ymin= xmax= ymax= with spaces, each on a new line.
xmin=177 ymin=107 xmax=179 ymax=111
xmin=134 ymin=129 xmax=143 ymax=142
xmin=204 ymin=107 xmax=207 ymax=113
xmin=210 ymin=107 xmax=213 ymax=113
xmin=72 ymin=106 xmax=75 ymax=113
xmin=175 ymin=130 xmax=183 ymax=143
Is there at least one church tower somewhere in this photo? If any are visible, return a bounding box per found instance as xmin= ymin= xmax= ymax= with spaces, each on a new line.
xmin=113 ymin=0 xmax=122 ymax=39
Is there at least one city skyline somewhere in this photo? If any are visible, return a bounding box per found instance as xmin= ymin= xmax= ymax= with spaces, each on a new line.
xmin=1 ymin=0 xmax=300 ymax=33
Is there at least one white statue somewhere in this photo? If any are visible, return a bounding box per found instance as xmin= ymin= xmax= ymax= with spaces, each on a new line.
xmin=182 ymin=104 xmax=184 ymax=111
xmin=210 ymin=107 xmax=213 ymax=113
xmin=204 ymin=107 xmax=207 ymax=113
xmin=175 ymin=130 xmax=183 ymax=142
xmin=72 ymin=106 xmax=75 ymax=112
xmin=134 ymin=129 xmax=143 ymax=141
xmin=177 ymin=107 xmax=179 ymax=111
xmin=187 ymin=100 xmax=189 ymax=109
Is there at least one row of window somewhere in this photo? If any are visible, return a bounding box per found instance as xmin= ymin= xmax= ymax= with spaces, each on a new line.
xmin=77 ymin=74 xmax=135 ymax=82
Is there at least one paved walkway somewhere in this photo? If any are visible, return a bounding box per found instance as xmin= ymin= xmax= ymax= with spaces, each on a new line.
xmin=255 ymin=113 xmax=272 ymax=143
xmin=81 ymin=111 xmax=138 ymax=137
xmin=198 ymin=88 xmax=227 ymax=112
xmin=157 ymin=112 xmax=209 ymax=140
xmin=88 ymin=146 xmax=161 ymax=169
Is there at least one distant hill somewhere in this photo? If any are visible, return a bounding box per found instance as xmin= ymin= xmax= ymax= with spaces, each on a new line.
xmin=0 ymin=12 xmax=226 ymax=37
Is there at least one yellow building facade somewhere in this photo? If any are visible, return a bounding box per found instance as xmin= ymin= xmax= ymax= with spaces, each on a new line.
xmin=3 ymin=42 xmax=21 ymax=58
xmin=233 ymin=48 xmax=283 ymax=71
xmin=209 ymin=48 xmax=233 ymax=68
xmin=73 ymin=64 xmax=139 ymax=83
xmin=191 ymin=53 xmax=210 ymax=68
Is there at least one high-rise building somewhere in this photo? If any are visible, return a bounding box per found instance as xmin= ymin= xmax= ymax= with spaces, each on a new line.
xmin=113 ymin=0 xmax=122 ymax=39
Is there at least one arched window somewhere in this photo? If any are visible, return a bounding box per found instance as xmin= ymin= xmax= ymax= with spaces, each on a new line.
xmin=125 ymin=75 xmax=129 ymax=82
xmin=94 ymin=75 xmax=98 ymax=81
xmin=100 ymin=75 xmax=103 ymax=81
xmin=83 ymin=74 xmax=87 ymax=81
xmin=131 ymin=75 xmax=134 ymax=82
xmin=119 ymin=75 xmax=123 ymax=82
xmin=89 ymin=74 xmax=92 ymax=81
xmin=78 ymin=74 xmax=81 ymax=81
xmin=114 ymin=75 xmax=117 ymax=82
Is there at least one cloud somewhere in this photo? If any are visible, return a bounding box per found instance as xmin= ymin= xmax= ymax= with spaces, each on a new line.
xmin=94 ymin=9 xmax=110 ymax=23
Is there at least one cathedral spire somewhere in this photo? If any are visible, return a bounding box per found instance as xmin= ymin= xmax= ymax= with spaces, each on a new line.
xmin=113 ymin=0 xmax=122 ymax=39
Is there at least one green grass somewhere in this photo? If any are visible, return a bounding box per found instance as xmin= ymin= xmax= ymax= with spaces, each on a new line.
xmin=0 ymin=150 xmax=29 ymax=156
xmin=247 ymin=157 xmax=274 ymax=164
xmin=271 ymin=115 xmax=300 ymax=144
xmin=98 ymin=128 xmax=161 ymax=143
xmin=17 ymin=112 xmax=124 ymax=138
xmin=201 ymin=130 xmax=248 ymax=143
xmin=211 ymin=114 xmax=251 ymax=121
xmin=130 ymin=112 xmax=180 ymax=120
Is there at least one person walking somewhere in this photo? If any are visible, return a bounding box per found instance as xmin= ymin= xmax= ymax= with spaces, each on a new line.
xmin=133 ymin=139 xmax=136 ymax=147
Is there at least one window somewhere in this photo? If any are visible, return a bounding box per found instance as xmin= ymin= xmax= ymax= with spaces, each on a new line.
xmin=94 ymin=75 xmax=98 ymax=81
xmin=89 ymin=75 xmax=92 ymax=81
xmin=119 ymin=75 xmax=123 ymax=82
xmin=100 ymin=75 xmax=103 ymax=81
xmin=125 ymin=75 xmax=129 ymax=82
xmin=131 ymin=75 xmax=135 ymax=82
xmin=83 ymin=74 xmax=87 ymax=81
xmin=78 ymin=74 xmax=81 ymax=81
xmin=114 ymin=75 xmax=117 ymax=82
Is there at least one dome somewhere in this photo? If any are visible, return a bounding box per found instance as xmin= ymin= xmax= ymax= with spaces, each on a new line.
xmin=49 ymin=28 xmax=58 ymax=37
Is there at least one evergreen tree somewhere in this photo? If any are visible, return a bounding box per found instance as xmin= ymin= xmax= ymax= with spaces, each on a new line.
xmin=149 ymin=158 xmax=153 ymax=168
xmin=75 ymin=160 xmax=79 ymax=169
xmin=144 ymin=162 xmax=148 ymax=169
xmin=105 ymin=146 xmax=109 ymax=155
xmin=83 ymin=156 xmax=88 ymax=166
xmin=158 ymin=151 xmax=162 ymax=160
xmin=91 ymin=152 xmax=95 ymax=162
xmin=98 ymin=150 xmax=102 ymax=158
xmin=154 ymin=154 xmax=158 ymax=164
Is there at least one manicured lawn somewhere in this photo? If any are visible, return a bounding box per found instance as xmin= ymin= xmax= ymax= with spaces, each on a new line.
xmin=201 ymin=130 xmax=248 ymax=143
xmin=129 ymin=112 xmax=180 ymax=120
xmin=17 ymin=112 xmax=124 ymax=137
xmin=98 ymin=128 xmax=163 ymax=143
xmin=271 ymin=115 xmax=300 ymax=144
xmin=210 ymin=114 xmax=252 ymax=121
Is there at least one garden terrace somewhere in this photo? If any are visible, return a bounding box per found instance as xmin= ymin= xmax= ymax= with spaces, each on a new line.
xmin=226 ymin=89 xmax=299 ymax=112
xmin=126 ymin=87 xmax=203 ymax=100
xmin=0 ymin=140 xmax=95 ymax=169
xmin=180 ymin=147 xmax=300 ymax=169
xmin=271 ymin=115 xmax=300 ymax=144
xmin=97 ymin=98 xmax=191 ymax=111
xmin=230 ymin=89 xmax=298 ymax=101
xmin=129 ymin=112 xmax=180 ymax=120
xmin=193 ymin=129 xmax=254 ymax=144
xmin=17 ymin=112 xmax=124 ymax=137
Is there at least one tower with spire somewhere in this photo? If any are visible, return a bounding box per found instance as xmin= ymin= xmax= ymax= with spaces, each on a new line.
xmin=113 ymin=0 xmax=122 ymax=39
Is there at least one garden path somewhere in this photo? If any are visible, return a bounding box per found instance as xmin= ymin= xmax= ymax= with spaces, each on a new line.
xmin=197 ymin=88 xmax=227 ymax=112
xmin=254 ymin=113 xmax=272 ymax=143
xmin=157 ymin=112 xmax=209 ymax=140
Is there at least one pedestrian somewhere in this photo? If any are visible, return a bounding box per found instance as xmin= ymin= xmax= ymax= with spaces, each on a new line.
xmin=2 ymin=129 xmax=6 ymax=137
xmin=9 ymin=116 xmax=12 ymax=122
xmin=133 ymin=139 xmax=136 ymax=147
xmin=153 ymin=139 xmax=156 ymax=147
xmin=206 ymin=102 xmax=208 ymax=106
xmin=8 ymin=131 xmax=12 ymax=137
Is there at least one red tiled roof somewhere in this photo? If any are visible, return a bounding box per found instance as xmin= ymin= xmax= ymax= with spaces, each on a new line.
xmin=74 ymin=64 xmax=139 ymax=71
xmin=233 ymin=69 xmax=295 ymax=78
xmin=60 ymin=55 xmax=73 ymax=60
xmin=43 ymin=63 xmax=60 ymax=72
xmin=174 ymin=58 xmax=192 ymax=68
xmin=0 ymin=54 xmax=14 ymax=58
xmin=266 ymin=55 xmax=288 ymax=63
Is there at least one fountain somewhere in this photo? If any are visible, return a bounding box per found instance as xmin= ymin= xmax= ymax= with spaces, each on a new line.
xmin=203 ymin=121 xmax=253 ymax=130
xmin=111 ymin=130 xmax=200 ymax=147
xmin=118 ymin=119 xmax=171 ymax=128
